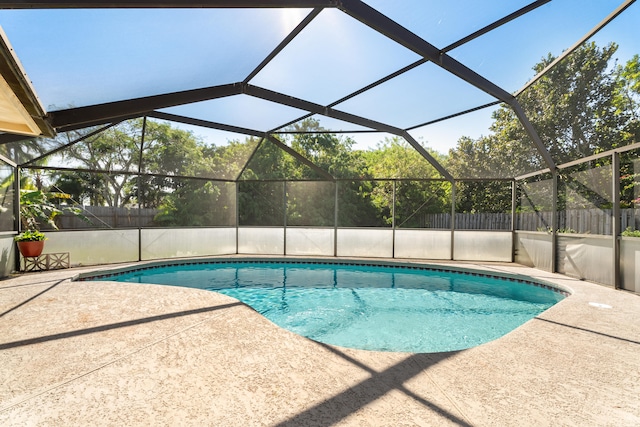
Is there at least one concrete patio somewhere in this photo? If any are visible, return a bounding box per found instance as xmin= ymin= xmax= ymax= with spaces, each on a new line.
xmin=1 ymin=258 xmax=639 ymax=426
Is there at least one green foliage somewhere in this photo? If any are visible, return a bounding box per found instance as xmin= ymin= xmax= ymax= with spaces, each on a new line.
xmin=449 ymin=42 xmax=640 ymax=213
xmin=153 ymin=180 xmax=234 ymax=227
xmin=361 ymin=138 xmax=451 ymax=226
xmin=54 ymin=171 xmax=109 ymax=206
xmin=19 ymin=189 xmax=89 ymax=231
xmin=557 ymin=227 xmax=578 ymax=234
xmin=14 ymin=229 xmax=47 ymax=242
xmin=621 ymin=227 xmax=640 ymax=237
xmin=19 ymin=189 xmax=64 ymax=230
xmin=238 ymin=181 xmax=285 ymax=226
xmin=455 ymin=181 xmax=512 ymax=214
xmin=286 ymin=181 xmax=335 ymax=227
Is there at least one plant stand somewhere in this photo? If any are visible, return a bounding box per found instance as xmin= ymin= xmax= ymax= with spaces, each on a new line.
xmin=21 ymin=252 xmax=70 ymax=272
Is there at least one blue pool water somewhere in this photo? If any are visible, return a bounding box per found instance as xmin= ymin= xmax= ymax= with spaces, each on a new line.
xmin=89 ymin=261 xmax=566 ymax=353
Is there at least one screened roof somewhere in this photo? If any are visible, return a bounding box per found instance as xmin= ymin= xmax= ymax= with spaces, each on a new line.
xmin=0 ymin=0 xmax=638 ymax=181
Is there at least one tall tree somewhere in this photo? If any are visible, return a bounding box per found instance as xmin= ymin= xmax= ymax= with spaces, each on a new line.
xmin=363 ymin=138 xmax=450 ymax=227
xmin=448 ymin=42 xmax=640 ymax=212
xmin=50 ymin=119 xmax=209 ymax=208
xmin=616 ymin=54 xmax=640 ymax=207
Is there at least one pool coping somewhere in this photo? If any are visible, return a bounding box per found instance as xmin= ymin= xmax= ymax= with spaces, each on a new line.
xmin=74 ymin=255 xmax=572 ymax=297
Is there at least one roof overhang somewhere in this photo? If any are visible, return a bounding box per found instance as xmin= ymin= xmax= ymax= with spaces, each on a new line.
xmin=0 ymin=26 xmax=54 ymax=138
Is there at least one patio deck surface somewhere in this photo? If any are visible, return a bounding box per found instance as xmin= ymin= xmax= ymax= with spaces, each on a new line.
xmin=1 ymin=257 xmax=639 ymax=426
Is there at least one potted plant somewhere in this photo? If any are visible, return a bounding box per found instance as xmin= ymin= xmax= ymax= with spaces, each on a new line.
xmin=14 ymin=229 xmax=47 ymax=257
xmin=15 ymin=189 xmax=89 ymax=258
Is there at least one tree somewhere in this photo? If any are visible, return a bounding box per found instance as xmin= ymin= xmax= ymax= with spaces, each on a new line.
xmin=52 ymin=120 xmax=143 ymax=207
xmin=286 ymin=119 xmax=362 ymax=179
xmin=615 ymin=54 xmax=640 ymax=208
xmin=448 ymin=42 xmax=640 ymax=212
xmin=48 ymin=118 xmax=213 ymax=209
xmin=53 ymin=171 xmax=109 ymax=206
xmin=154 ymin=180 xmax=235 ymax=227
xmin=363 ymin=138 xmax=450 ymax=227
xmin=236 ymin=119 xmax=381 ymax=227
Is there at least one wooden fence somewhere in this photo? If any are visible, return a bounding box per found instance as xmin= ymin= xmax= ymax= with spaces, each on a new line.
xmin=422 ymin=209 xmax=640 ymax=234
xmin=49 ymin=205 xmax=640 ymax=235
xmin=53 ymin=206 xmax=158 ymax=229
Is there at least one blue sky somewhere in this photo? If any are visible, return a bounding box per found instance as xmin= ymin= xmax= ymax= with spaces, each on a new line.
xmin=0 ymin=1 xmax=638 ymax=154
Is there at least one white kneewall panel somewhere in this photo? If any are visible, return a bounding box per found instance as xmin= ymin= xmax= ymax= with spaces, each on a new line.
xmin=286 ymin=228 xmax=334 ymax=256
xmin=558 ymin=235 xmax=613 ymax=286
xmin=454 ymin=231 xmax=512 ymax=262
xmin=515 ymin=231 xmax=553 ymax=271
xmin=621 ymin=237 xmax=640 ymax=293
xmin=394 ymin=229 xmax=451 ymax=259
xmin=0 ymin=233 xmax=16 ymax=275
xmin=44 ymin=229 xmax=139 ymax=266
xmin=238 ymin=227 xmax=284 ymax=255
xmin=141 ymin=228 xmax=236 ymax=260
xmin=336 ymin=228 xmax=393 ymax=258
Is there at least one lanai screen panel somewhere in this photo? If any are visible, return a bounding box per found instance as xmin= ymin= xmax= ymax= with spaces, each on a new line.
xmin=238 ymin=137 xmax=328 ymax=181
xmin=620 ymin=153 xmax=640 ymax=233
xmin=559 ymin=162 xmax=613 ymax=235
xmin=517 ymin=175 xmax=555 ymax=232
xmin=364 ymin=0 xmax=534 ymax=49
xmin=238 ymin=181 xmax=285 ymax=227
xmin=159 ymin=96 xmax=309 ymax=134
xmin=0 ymin=161 xmax=13 ymax=232
xmin=334 ymin=61 xmax=497 ymax=130
xmin=0 ymin=137 xmax=48 ymax=166
xmin=30 ymin=120 xmax=143 ymax=173
xmin=432 ymin=108 xmax=547 ymax=180
xmin=144 ymin=177 xmax=236 ymax=227
xmin=395 ymin=180 xmax=452 ymax=230
xmin=454 ymin=180 xmax=513 ymax=230
xmin=141 ymin=117 xmax=260 ymax=181
xmin=249 ymin=8 xmax=421 ymax=106
xmin=450 ymin=0 xmax=625 ymax=93
xmin=0 ymin=8 xmax=309 ymax=109
xmin=406 ymin=105 xmax=498 ymax=157
xmin=337 ymin=180 xmax=391 ymax=228
xmin=286 ymin=181 xmax=335 ymax=227
xmin=0 ymin=128 xmax=109 ymax=166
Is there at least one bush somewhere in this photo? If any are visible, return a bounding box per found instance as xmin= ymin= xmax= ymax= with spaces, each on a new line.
xmin=14 ymin=229 xmax=47 ymax=242
xmin=621 ymin=227 xmax=640 ymax=238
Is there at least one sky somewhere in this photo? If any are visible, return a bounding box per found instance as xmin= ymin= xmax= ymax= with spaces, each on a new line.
xmin=0 ymin=0 xmax=638 ymax=154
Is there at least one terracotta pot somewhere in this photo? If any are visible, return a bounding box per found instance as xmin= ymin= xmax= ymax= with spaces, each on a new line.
xmin=17 ymin=241 xmax=45 ymax=257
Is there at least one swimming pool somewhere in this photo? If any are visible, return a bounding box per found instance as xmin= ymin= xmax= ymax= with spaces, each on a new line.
xmin=83 ymin=259 xmax=568 ymax=353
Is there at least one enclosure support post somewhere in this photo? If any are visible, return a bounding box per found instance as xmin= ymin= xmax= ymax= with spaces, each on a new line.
xmin=137 ymin=116 xmax=146 ymax=262
xmin=283 ymin=181 xmax=287 ymax=256
xmin=511 ymin=180 xmax=517 ymax=263
xmin=551 ymin=171 xmax=558 ymax=273
xmin=391 ymin=180 xmax=396 ymax=259
xmin=235 ymin=182 xmax=239 ymax=254
xmin=450 ymin=180 xmax=456 ymax=260
xmin=14 ymin=166 xmax=20 ymax=233
xmin=612 ymin=152 xmax=621 ymax=289
xmin=14 ymin=166 xmax=21 ymax=273
xmin=334 ymin=181 xmax=339 ymax=257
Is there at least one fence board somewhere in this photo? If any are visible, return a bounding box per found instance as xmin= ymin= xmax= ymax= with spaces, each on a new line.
xmin=48 ymin=206 xmax=640 ymax=234
xmin=420 ymin=208 xmax=640 ymax=234
xmin=51 ymin=206 xmax=158 ymax=229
